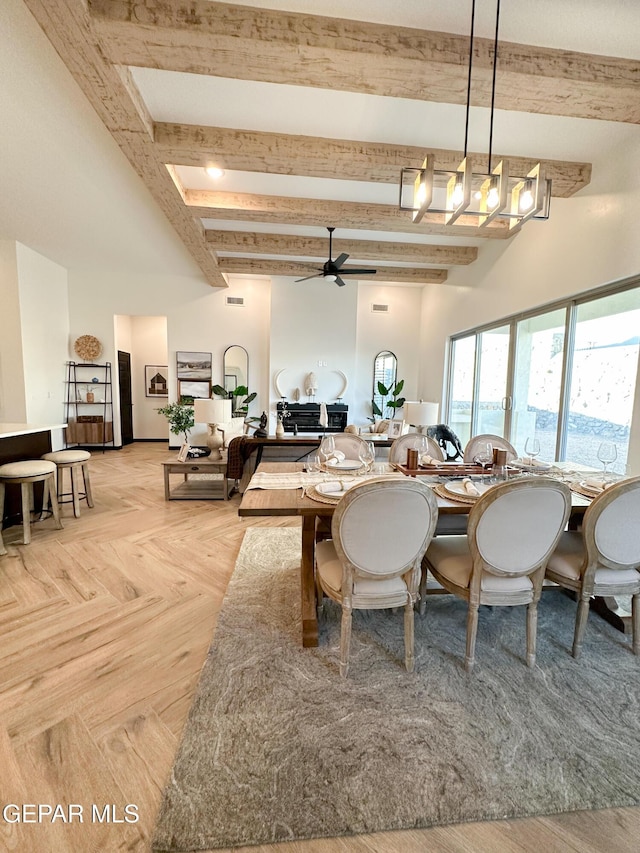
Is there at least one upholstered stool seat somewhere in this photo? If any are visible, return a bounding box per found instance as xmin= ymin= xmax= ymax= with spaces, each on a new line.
xmin=42 ymin=450 xmax=94 ymax=518
xmin=0 ymin=459 xmax=63 ymax=555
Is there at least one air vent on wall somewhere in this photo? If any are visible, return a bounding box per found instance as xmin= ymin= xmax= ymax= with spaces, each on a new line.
xmin=371 ymin=303 xmax=389 ymax=313
xmin=226 ymin=296 xmax=245 ymax=307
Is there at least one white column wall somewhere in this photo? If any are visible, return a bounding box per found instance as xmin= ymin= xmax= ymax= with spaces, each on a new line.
xmin=0 ymin=241 xmax=26 ymax=421
xmin=130 ymin=316 xmax=169 ymax=440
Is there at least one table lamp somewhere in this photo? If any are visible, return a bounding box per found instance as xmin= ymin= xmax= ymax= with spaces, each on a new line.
xmin=404 ymin=401 xmax=439 ymax=434
xmin=193 ymin=398 xmax=232 ymax=459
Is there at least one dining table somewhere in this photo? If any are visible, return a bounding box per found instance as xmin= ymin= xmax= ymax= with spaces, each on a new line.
xmin=238 ymin=461 xmax=594 ymax=647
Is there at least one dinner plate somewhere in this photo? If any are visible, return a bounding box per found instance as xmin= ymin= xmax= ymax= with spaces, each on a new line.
xmin=325 ymin=458 xmax=362 ymax=471
xmin=444 ymin=481 xmax=491 ymax=498
xmin=579 ymin=480 xmax=605 ymax=496
xmin=513 ymin=459 xmax=552 ymax=472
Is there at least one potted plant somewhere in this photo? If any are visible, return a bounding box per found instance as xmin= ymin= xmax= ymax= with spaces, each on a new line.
xmin=212 ymin=384 xmax=257 ymax=418
xmin=372 ymin=378 xmax=405 ymax=421
xmin=156 ymin=401 xmax=194 ymax=444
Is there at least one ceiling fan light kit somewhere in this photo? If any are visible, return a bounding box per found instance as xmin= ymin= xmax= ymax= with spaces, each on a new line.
xmin=294 ymin=227 xmax=377 ymax=286
xmin=399 ymin=0 xmax=551 ymax=232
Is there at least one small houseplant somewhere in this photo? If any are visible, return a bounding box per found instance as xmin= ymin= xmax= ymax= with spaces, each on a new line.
xmin=212 ymin=384 xmax=257 ymax=418
xmin=372 ymin=378 xmax=405 ymax=420
xmin=156 ymin=401 xmax=194 ymax=444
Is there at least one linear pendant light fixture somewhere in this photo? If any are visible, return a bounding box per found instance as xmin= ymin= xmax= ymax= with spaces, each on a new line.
xmin=399 ymin=0 xmax=551 ymax=231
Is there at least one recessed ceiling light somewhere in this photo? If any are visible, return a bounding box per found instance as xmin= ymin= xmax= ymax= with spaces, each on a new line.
xmin=204 ymin=165 xmax=225 ymax=179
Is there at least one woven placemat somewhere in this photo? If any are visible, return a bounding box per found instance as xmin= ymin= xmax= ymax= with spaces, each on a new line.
xmin=432 ymin=482 xmax=480 ymax=504
xmin=569 ymin=483 xmax=600 ymax=500
xmin=307 ymin=484 xmax=342 ymax=504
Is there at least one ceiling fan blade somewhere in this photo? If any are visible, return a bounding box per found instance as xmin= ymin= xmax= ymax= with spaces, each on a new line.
xmin=335 ymin=275 xmax=347 ymax=287
xmin=294 ymin=273 xmax=322 ymax=282
xmin=338 ymin=268 xmax=377 ymax=275
xmin=333 ymin=252 xmax=349 ymax=268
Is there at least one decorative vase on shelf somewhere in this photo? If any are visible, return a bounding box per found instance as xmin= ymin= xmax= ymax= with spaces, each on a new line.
xmin=86 ymin=390 xmax=95 ymax=403
xmin=275 ymin=418 xmax=285 ymax=438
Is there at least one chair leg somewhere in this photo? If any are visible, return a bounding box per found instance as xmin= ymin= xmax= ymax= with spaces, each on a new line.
xmin=315 ymin=573 xmax=324 ymax=615
xmin=48 ymin=475 xmax=63 ymax=531
xmin=465 ymin=603 xmax=479 ymax=672
xmin=82 ymin=464 xmax=94 ymax=508
xmin=404 ymin=598 xmax=415 ymax=672
xmin=572 ymin=595 xmax=590 ymax=658
xmin=0 ymin=483 xmax=6 ymax=556
xmin=71 ymin=465 xmax=81 ymax=517
xmin=632 ymin=593 xmax=639 ymax=656
xmin=418 ymin=566 xmax=428 ymax=616
xmin=40 ymin=476 xmax=50 ymax=521
xmin=339 ymin=603 xmax=352 ymax=678
xmin=21 ymin=482 xmax=32 ymax=545
xmin=526 ymin=601 xmax=538 ymax=668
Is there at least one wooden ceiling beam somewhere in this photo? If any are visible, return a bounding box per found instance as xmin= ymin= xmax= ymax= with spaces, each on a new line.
xmin=89 ymin=0 xmax=640 ymax=124
xmin=156 ymin=124 xmax=591 ymax=199
xmin=186 ymin=191 xmax=512 ymax=239
xmin=24 ymin=0 xmax=227 ymax=288
xmin=206 ymin=231 xmax=477 ymax=265
xmin=218 ymin=258 xmax=447 ymax=285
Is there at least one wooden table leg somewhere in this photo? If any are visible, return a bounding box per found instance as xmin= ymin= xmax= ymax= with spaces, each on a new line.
xmin=301 ymin=515 xmax=319 ymax=647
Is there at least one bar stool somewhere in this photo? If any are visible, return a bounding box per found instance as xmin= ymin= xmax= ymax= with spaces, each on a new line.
xmin=41 ymin=450 xmax=94 ymax=518
xmin=0 ymin=460 xmax=63 ymax=556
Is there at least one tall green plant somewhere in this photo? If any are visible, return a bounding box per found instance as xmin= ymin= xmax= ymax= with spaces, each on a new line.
xmin=372 ymin=378 xmax=405 ymax=419
xmin=156 ymin=402 xmax=194 ymax=443
xmin=212 ymin=384 xmax=257 ymax=417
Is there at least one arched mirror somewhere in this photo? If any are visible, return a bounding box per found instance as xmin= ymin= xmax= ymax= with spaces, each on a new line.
xmin=372 ymin=350 xmax=397 ymax=419
xmin=223 ymin=345 xmax=248 ymax=394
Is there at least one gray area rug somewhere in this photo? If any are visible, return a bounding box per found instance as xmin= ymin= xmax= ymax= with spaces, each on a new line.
xmin=153 ymin=527 xmax=640 ymax=851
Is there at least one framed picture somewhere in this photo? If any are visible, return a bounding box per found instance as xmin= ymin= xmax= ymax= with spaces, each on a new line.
xmin=388 ymin=419 xmax=405 ymax=439
xmin=145 ymin=365 xmax=168 ymax=398
xmin=177 ymin=443 xmax=190 ymax=462
xmin=178 ymin=380 xmax=211 ymax=404
xmin=176 ymin=351 xmax=212 ymax=381
xmin=224 ymin=373 xmax=237 ymax=392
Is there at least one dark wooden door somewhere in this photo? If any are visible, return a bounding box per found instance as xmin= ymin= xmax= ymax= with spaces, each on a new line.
xmin=118 ymin=350 xmax=134 ymax=445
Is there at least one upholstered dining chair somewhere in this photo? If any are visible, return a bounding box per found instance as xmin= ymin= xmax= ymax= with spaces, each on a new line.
xmin=332 ymin=432 xmax=369 ymax=460
xmin=463 ymin=433 xmax=518 ymax=463
xmin=545 ymin=475 xmax=640 ymax=658
xmin=421 ymin=478 xmax=571 ymax=671
xmin=315 ymin=478 xmax=438 ymax=677
xmin=388 ymin=433 xmax=444 ymax=465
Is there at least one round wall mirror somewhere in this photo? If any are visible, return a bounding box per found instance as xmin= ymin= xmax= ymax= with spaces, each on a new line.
xmin=372 ymin=350 xmax=397 ymax=419
xmin=223 ymin=345 xmax=248 ymax=393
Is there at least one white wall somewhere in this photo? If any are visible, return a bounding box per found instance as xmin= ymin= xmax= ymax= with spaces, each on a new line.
xmin=355 ymin=283 xmax=423 ymax=424
xmin=0 ymin=241 xmax=26 ymax=421
xmin=130 ymin=316 xmax=168 ymax=440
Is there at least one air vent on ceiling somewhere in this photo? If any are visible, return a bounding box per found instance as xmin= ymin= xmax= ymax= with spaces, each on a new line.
xmin=371 ymin=303 xmax=389 ymax=313
xmin=226 ymin=296 xmax=245 ymax=307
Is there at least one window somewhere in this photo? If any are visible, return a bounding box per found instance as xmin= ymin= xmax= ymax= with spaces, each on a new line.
xmin=446 ymin=280 xmax=640 ymax=473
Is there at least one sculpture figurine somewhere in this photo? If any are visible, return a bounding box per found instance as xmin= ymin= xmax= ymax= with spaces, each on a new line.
xmin=254 ymin=411 xmax=268 ymax=438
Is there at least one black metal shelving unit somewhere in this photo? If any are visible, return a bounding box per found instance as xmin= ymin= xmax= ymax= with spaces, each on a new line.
xmin=64 ymin=361 xmax=114 ymax=452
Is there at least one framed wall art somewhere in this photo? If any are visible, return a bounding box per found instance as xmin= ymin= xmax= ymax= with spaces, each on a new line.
xmin=176 ymin=351 xmax=212 ymax=381
xmin=145 ymin=365 xmax=168 ymax=398
xmin=178 ymin=380 xmax=211 ymax=404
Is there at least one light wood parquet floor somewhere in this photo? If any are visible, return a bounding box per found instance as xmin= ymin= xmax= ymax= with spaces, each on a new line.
xmin=0 ymin=442 xmax=638 ymax=852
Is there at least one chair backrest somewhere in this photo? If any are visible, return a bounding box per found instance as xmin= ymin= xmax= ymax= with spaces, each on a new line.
xmin=582 ymin=475 xmax=640 ymax=572
xmin=332 ymin=432 xmax=368 ymax=460
xmin=467 ymin=478 xmax=571 ymax=578
xmin=388 ymin=433 xmax=444 ymax=464
xmin=331 ymin=479 xmax=438 ymax=586
xmin=463 ymin=433 xmax=518 ymax=463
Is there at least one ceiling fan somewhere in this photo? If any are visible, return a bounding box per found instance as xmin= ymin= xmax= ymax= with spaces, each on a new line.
xmin=294 ymin=227 xmax=377 ymax=287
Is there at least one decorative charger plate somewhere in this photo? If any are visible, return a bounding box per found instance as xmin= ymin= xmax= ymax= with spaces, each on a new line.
xmin=74 ymin=334 xmax=102 ymax=361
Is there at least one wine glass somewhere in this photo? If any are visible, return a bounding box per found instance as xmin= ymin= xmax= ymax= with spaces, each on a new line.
xmin=306 ymin=453 xmax=320 ymax=473
xmin=319 ymin=434 xmax=335 ymax=466
xmin=524 ymin=437 xmax=540 ymax=466
xmin=358 ymin=441 xmax=375 ymax=473
xmin=473 ymin=441 xmax=493 ymax=469
xmin=597 ymin=441 xmax=617 ymax=481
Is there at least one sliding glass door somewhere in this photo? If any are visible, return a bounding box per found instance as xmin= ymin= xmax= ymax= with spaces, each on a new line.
xmin=446 ymin=283 xmax=640 ymax=467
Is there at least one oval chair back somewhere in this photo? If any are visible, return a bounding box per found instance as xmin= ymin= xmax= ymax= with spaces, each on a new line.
xmin=388 ymin=433 xmax=444 ymax=465
xmin=464 ymin=433 xmax=517 ymax=463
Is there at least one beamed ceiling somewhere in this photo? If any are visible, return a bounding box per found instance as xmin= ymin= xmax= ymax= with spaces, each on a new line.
xmin=21 ymin=0 xmax=640 ymax=288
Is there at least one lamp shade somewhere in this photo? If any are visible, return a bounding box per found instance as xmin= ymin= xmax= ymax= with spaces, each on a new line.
xmin=404 ymin=401 xmax=439 ymax=427
xmin=193 ymin=398 xmax=232 ymax=425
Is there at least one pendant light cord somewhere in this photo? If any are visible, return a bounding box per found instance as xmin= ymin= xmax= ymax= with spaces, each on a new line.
xmin=488 ymin=0 xmax=501 ymax=173
xmin=463 ymin=0 xmax=476 ymax=159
